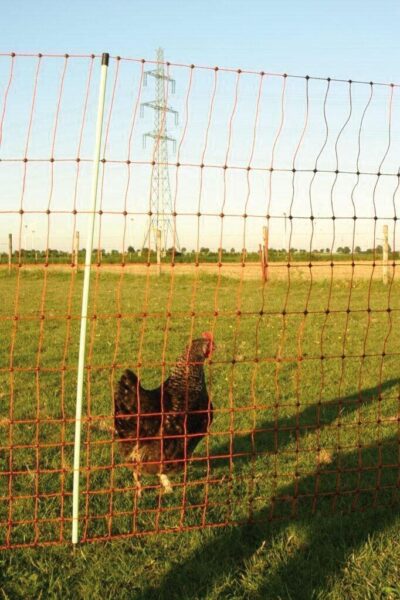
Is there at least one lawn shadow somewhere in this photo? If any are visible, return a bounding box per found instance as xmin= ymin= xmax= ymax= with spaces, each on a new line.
xmin=208 ymin=377 xmax=400 ymax=471
xmin=140 ymin=378 xmax=400 ymax=599
xmin=144 ymin=435 xmax=400 ymax=599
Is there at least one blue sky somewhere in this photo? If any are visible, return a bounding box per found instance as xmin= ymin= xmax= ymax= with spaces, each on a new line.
xmin=1 ymin=1 xmax=399 ymax=254
xmin=2 ymin=0 xmax=400 ymax=83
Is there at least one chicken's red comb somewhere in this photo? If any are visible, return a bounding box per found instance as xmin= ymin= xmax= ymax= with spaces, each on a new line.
xmin=201 ymin=331 xmax=214 ymax=341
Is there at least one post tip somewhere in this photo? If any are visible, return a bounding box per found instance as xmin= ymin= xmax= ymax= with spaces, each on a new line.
xmin=101 ymin=53 xmax=109 ymax=66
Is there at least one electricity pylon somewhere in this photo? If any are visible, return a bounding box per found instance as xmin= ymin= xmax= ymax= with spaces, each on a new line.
xmin=141 ymin=48 xmax=180 ymax=255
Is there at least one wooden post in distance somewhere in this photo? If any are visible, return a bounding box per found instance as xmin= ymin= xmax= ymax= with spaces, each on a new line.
xmin=8 ymin=234 xmax=12 ymax=275
xmin=382 ymin=224 xmax=389 ymax=285
xmin=262 ymin=226 xmax=269 ymax=282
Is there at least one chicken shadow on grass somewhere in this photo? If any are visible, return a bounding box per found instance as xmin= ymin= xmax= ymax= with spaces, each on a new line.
xmin=140 ymin=378 xmax=400 ymax=599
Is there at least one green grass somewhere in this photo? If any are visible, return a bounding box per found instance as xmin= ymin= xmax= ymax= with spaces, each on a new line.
xmin=0 ymin=267 xmax=400 ymax=599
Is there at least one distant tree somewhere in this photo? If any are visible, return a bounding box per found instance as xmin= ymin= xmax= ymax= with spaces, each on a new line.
xmin=325 ymin=248 xmax=330 ymax=253
xmin=355 ymin=246 xmax=362 ymax=253
xmin=336 ymin=247 xmax=344 ymax=253
xmin=200 ymin=247 xmax=210 ymax=254
xmin=127 ymin=245 xmax=135 ymax=253
xmin=230 ymin=247 xmax=236 ymax=254
xmin=167 ymin=247 xmax=182 ymax=256
xmin=343 ymin=246 xmax=351 ymax=254
xmin=181 ymin=247 xmax=187 ymax=254
xmin=375 ymin=243 xmax=392 ymax=254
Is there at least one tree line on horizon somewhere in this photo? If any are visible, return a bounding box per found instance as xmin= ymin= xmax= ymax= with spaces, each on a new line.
xmin=1 ymin=244 xmax=397 ymax=264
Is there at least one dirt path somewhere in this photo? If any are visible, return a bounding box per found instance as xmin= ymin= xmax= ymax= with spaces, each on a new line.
xmin=4 ymin=260 xmax=399 ymax=281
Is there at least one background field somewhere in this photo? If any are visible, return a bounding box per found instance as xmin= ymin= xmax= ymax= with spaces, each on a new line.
xmin=1 ymin=265 xmax=399 ymax=598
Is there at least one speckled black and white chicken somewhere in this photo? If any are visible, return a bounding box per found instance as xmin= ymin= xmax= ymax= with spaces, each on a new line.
xmin=114 ymin=332 xmax=214 ymax=494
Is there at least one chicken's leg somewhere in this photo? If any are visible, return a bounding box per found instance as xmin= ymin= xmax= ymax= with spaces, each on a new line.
xmin=133 ymin=470 xmax=142 ymax=497
xmin=158 ymin=473 xmax=173 ymax=494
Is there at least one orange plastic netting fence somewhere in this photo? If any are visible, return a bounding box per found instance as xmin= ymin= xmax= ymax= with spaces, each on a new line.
xmin=0 ymin=52 xmax=399 ymax=548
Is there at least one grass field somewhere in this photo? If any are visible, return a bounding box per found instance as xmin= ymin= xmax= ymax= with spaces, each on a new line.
xmin=1 ymin=265 xmax=400 ymax=599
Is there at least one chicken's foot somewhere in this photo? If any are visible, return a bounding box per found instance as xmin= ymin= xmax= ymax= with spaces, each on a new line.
xmin=158 ymin=473 xmax=173 ymax=494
